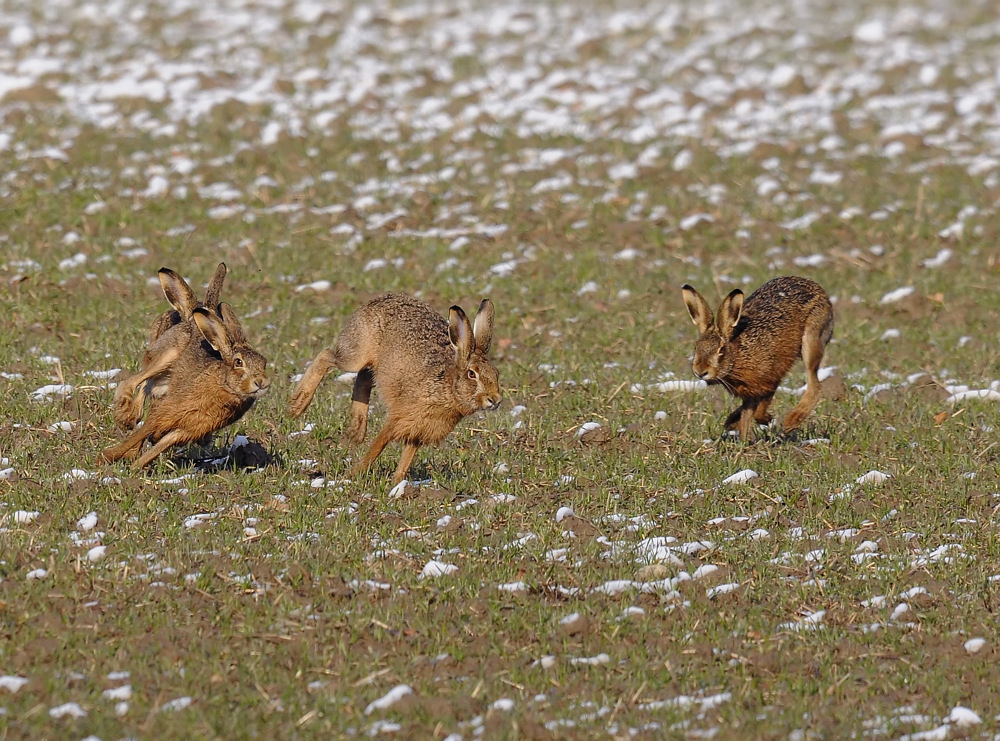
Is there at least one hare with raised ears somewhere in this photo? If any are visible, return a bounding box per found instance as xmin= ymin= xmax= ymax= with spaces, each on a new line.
xmin=289 ymin=293 xmax=502 ymax=485
xmin=113 ymin=264 xmax=227 ymax=430
xmin=681 ymin=276 xmax=834 ymax=440
xmin=147 ymin=262 xmax=227 ymax=345
xmin=100 ymin=303 xmax=269 ymax=469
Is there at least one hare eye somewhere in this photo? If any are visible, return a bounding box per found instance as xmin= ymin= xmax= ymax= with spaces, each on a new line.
xmin=716 ymin=346 xmax=725 ymax=357
xmin=234 ymin=356 xmax=244 ymax=368
xmin=467 ymin=369 xmax=477 ymax=380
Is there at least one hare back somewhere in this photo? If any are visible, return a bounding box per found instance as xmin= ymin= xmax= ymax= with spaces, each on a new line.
xmin=738 ymin=276 xmax=832 ymax=346
xmin=724 ymin=277 xmax=832 ymax=396
xmin=336 ymin=293 xmax=454 ymax=378
xmin=140 ymin=320 xmax=200 ymax=370
xmin=148 ymin=310 xmax=182 ymax=345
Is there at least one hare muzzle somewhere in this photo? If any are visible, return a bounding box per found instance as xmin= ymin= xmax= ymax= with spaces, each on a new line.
xmin=250 ymin=377 xmax=271 ymax=398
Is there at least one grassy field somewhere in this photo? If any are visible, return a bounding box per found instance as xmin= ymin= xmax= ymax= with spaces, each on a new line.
xmin=3 ymin=0 xmax=1000 ymax=738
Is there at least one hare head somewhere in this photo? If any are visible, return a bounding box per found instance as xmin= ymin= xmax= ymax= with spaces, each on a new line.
xmin=191 ymin=303 xmax=270 ymax=400
xmin=681 ymin=285 xmax=744 ymax=382
xmin=449 ymin=299 xmax=502 ymax=413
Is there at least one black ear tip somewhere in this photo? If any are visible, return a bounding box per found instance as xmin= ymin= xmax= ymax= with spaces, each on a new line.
xmin=681 ymin=284 xmax=694 ymax=291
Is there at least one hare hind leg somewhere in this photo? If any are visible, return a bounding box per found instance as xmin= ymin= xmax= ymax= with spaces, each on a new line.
xmin=112 ymin=345 xmax=182 ymax=429
xmin=783 ymin=323 xmax=830 ymax=431
xmin=289 ymin=348 xmax=338 ymax=418
xmin=99 ymin=426 xmax=149 ymax=464
xmin=346 ymin=368 xmax=373 ymax=446
xmin=133 ymin=429 xmax=188 ymax=469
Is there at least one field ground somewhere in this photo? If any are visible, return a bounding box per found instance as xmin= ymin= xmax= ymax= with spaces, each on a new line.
xmin=3 ymin=0 xmax=1000 ymax=738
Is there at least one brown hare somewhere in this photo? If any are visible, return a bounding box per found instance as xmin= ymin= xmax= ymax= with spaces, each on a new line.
xmin=289 ymin=293 xmax=502 ymax=485
xmin=681 ymin=276 xmax=834 ymax=440
xmin=100 ymin=303 xmax=269 ymax=469
xmin=113 ymin=264 xmax=227 ymax=430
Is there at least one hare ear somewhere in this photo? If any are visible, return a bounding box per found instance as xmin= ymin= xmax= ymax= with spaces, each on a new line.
xmin=193 ymin=307 xmax=232 ymax=359
xmin=158 ymin=268 xmax=199 ymax=319
xmin=717 ymin=289 xmax=744 ymax=340
xmin=449 ymin=305 xmax=474 ymax=366
xmin=473 ymin=298 xmax=495 ymax=354
xmin=203 ymin=262 xmax=227 ymax=308
xmin=217 ymin=302 xmax=248 ymax=345
xmin=681 ymin=285 xmax=713 ymax=334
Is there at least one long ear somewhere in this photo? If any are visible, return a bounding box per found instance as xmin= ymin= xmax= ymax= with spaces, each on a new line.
xmin=158 ymin=268 xmax=199 ymax=319
xmin=192 ymin=306 xmax=233 ymax=359
xmin=681 ymin=285 xmax=713 ymax=334
xmin=203 ymin=262 xmax=227 ymax=308
xmin=449 ymin=306 xmax=474 ymax=366
xmin=716 ymin=289 xmax=744 ymax=340
xmin=473 ymin=298 xmax=495 ymax=354
xmin=217 ymin=302 xmax=248 ymax=345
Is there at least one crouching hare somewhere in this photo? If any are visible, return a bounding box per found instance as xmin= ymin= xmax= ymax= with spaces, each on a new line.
xmin=289 ymin=293 xmax=502 ymax=485
xmin=100 ymin=303 xmax=269 ymax=468
xmin=682 ymin=276 xmax=833 ymax=439
xmin=113 ymin=263 xmax=228 ymax=430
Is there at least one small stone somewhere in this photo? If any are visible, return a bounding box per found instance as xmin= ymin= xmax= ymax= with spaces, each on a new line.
xmin=636 ymin=564 xmax=669 ymax=581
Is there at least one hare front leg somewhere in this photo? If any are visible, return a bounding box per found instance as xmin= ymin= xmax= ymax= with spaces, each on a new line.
xmin=725 ymin=398 xmax=765 ymax=440
xmin=391 ymin=442 xmax=420 ymax=485
xmin=753 ymin=394 xmax=774 ymax=425
xmin=348 ymin=419 xmax=396 ymax=478
xmin=346 ymin=368 xmax=373 ymax=446
xmin=723 ymin=404 xmax=745 ymax=431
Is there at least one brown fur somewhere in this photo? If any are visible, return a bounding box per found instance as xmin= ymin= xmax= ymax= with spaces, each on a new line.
xmin=114 ymin=264 xmax=227 ymax=430
xmin=289 ymin=293 xmax=502 ymax=484
xmin=681 ymin=276 xmax=834 ymax=439
xmin=100 ymin=303 xmax=269 ymax=469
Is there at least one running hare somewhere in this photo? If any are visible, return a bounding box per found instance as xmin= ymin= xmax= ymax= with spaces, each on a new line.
xmin=681 ymin=276 xmax=833 ymax=439
xmin=113 ymin=264 xmax=227 ymax=429
xmin=100 ymin=303 xmax=269 ymax=469
xmin=289 ymin=293 xmax=502 ymax=484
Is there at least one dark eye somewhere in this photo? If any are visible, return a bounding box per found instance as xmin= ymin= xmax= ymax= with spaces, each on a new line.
xmin=467 ymin=369 xmax=477 ymax=380
xmin=234 ymin=356 xmax=244 ymax=368
xmin=716 ymin=346 xmax=725 ymax=357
